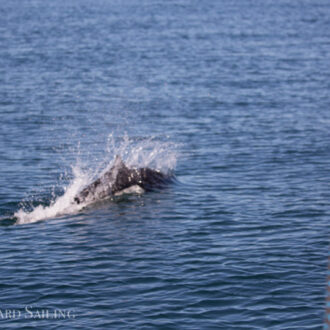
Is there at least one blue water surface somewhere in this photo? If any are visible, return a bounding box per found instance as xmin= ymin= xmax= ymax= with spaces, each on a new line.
xmin=0 ymin=0 xmax=329 ymax=328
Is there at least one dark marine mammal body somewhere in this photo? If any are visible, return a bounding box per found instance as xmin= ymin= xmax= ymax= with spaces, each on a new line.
xmin=74 ymin=156 xmax=171 ymax=204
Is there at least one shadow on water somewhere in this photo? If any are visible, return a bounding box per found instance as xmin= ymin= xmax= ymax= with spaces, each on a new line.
xmin=0 ymin=216 xmax=17 ymax=226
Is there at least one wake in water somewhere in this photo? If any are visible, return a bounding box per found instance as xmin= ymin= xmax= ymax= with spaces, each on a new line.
xmin=14 ymin=135 xmax=178 ymax=225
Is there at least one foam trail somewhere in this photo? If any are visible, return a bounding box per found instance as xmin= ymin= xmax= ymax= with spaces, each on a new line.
xmin=15 ymin=166 xmax=90 ymax=225
xmin=14 ymin=135 xmax=178 ymax=225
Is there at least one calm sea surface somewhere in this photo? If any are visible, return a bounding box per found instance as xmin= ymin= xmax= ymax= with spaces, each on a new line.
xmin=1 ymin=0 xmax=329 ymax=328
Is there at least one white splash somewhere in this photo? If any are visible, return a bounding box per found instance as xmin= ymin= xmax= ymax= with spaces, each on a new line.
xmin=15 ymin=165 xmax=90 ymax=225
xmin=14 ymin=134 xmax=178 ymax=225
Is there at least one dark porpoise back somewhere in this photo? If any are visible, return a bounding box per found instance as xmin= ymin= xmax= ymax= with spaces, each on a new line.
xmin=74 ymin=156 xmax=171 ymax=204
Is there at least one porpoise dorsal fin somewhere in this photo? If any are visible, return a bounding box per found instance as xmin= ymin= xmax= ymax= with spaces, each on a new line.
xmin=113 ymin=155 xmax=127 ymax=170
xmin=101 ymin=155 xmax=128 ymax=183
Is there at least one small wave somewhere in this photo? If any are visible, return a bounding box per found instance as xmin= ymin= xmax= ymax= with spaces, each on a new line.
xmin=14 ymin=134 xmax=178 ymax=225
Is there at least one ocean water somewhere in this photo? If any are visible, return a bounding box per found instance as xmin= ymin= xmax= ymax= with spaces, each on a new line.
xmin=0 ymin=0 xmax=329 ymax=328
